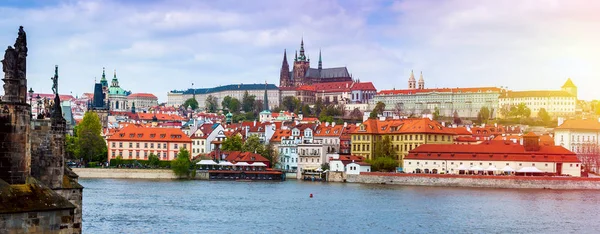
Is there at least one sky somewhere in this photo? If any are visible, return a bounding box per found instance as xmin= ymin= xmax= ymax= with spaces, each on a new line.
xmin=0 ymin=0 xmax=599 ymax=102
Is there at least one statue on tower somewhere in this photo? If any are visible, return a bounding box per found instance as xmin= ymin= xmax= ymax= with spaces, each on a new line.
xmin=1 ymin=26 xmax=27 ymax=103
xmin=51 ymin=65 xmax=58 ymax=95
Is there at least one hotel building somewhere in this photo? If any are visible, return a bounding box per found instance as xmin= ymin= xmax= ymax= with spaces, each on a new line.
xmin=106 ymin=125 xmax=191 ymax=161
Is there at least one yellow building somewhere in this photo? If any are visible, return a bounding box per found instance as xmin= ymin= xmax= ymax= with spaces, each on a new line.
xmin=350 ymin=118 xmax=456 ymax=166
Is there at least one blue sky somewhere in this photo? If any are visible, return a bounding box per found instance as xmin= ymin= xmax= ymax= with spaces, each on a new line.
xmin=0 ymin=0 xmax=599 ymax=102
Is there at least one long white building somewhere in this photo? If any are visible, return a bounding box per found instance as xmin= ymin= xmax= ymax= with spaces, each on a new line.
xmin=167 ymin=83 xmax=280 ymax=110
xmin=498 ymin=79 xmax=577 ymax=117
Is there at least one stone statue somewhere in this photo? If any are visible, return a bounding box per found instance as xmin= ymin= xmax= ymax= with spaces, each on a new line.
xmin=1 ymin=26 xmax=27 ymax=103
xmin=2 ymin=46 xmax=17 ymax=76
xmin=14 ymin=26 xmax=27 ymax=75
xmin=51 ymin=65 xmax=58 ymax=95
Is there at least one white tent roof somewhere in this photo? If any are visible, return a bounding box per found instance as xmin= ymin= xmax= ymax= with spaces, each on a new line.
xmin=517 ymin=167 xmax=544 ymax=173
xmin=197 ymin=160 xmax=218 ymax=165
xmin=485 ymin=165 xmax=499 ymax=171
xmin=218 ymin=161 xmax=234 ymax=166
xmin=502 ymin=166 xmax=515 ymax=172
xmin=470 ymin=166 xmax=484 ymax=171
xmin=235 ymin=162 xmax=250 ymax=166
xmin=457 ymin=165 xmax=469 ymax=170
xmin=316 ymin=168 xmax=323 ymax=172
xmin=251 ymin=162 xmax=267 ymax=167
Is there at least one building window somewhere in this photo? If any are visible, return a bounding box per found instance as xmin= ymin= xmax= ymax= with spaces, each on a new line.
xmin=136 ymin=143 xmax=140 ymax=148
xmin=118 ymin=142 xmax=122 ymax=148
xmin=112 ymin=142 xmax=116 ymax=148
xmin=136 ymin=151 xmax=140 ymax=157
xmin=151 ymin=143 xmax=154 ymax=148
xmin=144 ymin=143 xmax=148 ymax=148
xmin=129 ymin=151 xmax=132 ymax=157
xmin=164 ymin=143 xmax=167 ymax=148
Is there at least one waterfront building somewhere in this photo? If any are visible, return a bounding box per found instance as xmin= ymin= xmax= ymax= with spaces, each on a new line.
xmin=498 ymin=78 xmax=577 ymax=117
xmin=127 ymin=93 xmax=158 ymax=110
xmin=106 ymin=125 xmax=192 ymax=161
xmin=350 ymin=118 xmax=456 ymax=163
xmin=279 ymin=39 xmax=352 ymax=88
xmin=405 ymin=133 xmax=581 ymax=176
xmin=346 ymin=162 xmax=372 ymax=175
xmin=554 ymin=118 xmax=600 ymax=172
xmin=340 ymin=124 xmax=357 ymax=155
xmin=167 ymin=83 xmax=280 ymax=110
xmin=328 ymin=154 xmax=366 ymax=172
xmin=314 ymin=122 xmax=344 ymax=154
xmin=297 ymin=139 xmax=326 ymax=173
xmin=190 ymin=123 xmax=225 ymax=156
xmin=374 ymin=71 xmax=501 ymax=118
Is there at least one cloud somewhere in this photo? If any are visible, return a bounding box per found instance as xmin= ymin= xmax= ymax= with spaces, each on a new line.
xmin=0 ymin=0 xmax=598 ymax=102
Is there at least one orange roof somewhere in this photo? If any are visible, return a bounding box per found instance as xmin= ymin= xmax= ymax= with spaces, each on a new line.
xmin=447 ymin=127 xmax=472 ymax=136
xmin=314 ymin=123 xmax=344 ymax=137
xmin=297 ymin=85 xmax=316 ymax=91
xmin=408 ymin=141 xmax=579 ymax=163
xmin=555 ymin=119 xmax=600 ymax=131
xmin=351 ymin=118 xmax=456 ymax=135
xmin=378 ymin=87 xmax=501 ymax=95
xmin=270 ymin=129 xmax=291 ymax=142
xmin=107 ymin=125 xmax=191 ymax=142
xmin=455 ymin=136 xmax=478 ymax=142
xmin=223 ymin=151 xmax=270 ymax=166
xmin=128 ymin=93 xmax=158 ymax=99
xmin=137 ymin=113 xmax=185 ymax=121
xmin=313 ymin=81 xmax=354 ymax=93
xmin=350 ymin=82 xmax=376 ymax=91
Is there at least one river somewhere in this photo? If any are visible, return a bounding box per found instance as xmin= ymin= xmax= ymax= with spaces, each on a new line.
xmin=81 ymin=179 xmax=600 ymax=233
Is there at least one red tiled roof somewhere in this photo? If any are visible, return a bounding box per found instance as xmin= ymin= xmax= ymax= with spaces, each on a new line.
xmin=447 ymin=127 xmax=472 ymax=136
xmin=107 ymin=125 xmax=191 ymax=142
xmin=407 ymin=141 xmax=579 ymax=163
xmin=222 ymin=151 xmax=270 ymax=166
xmin=350 ymin=82 xmax=376 ymax=91
xmin=136 ymin=113 xmax=185 ymax=121
xmin=455 ymin=136 xmax=478 ymax=142
xmin=128 ymin=93 xmax=158 ymax=99
xmin=33 ymin=93 xmax=75 ymax=102
xmin=378 ymin=87 xmax=501 ymax=95
xmin=314 ymin=123 xmax=344 ymax=137
xmin=555 ymin=119 xmax=600 ymax=131
xmin=351 ymin=118 xmax=456 ymax=135
xmin=297 ymin=85 xmax=316 ymax=91
xmin=270 ymin=130 xmax=291 ymax=142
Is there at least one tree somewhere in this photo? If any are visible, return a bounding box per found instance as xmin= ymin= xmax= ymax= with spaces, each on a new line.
xmin=221 ymin=135 xmax=243 ymax=151
xmin=77 ymin=111 xmax=107 ymax=164
xmin=281 ymin=96 xmax=301 ymax=112
xmin=221 ymin=96 xmax=232 ymax=110
xmin=453 ymin=110 xmax=462 ymax=125
xmin=262 ymin=143 xmax=279 ymax=168
xmin=367 ymin=157 xmax=398 ymax=172
xmin=433 ymin=107 xmax=441 ymax=120
xmin=394 ymin=102 xmax=404 ymax=116
xmin=242 ymin=91 xmax=256 ymax=112
xmin=515 ymin=103 xmax=531 ymax=119
xmin=350 ymin=108 xmax=363 ymax=121
xmin=314 ymin=98 xmax=324 ymax=116
xmin=373 ymin=136 xmax=394 ymax=159
xmin=319 ymin=112 xmax=334 ymax=123
xmin=369 ymin=101 xmax=386 ymax=119
xmin=321 ymin=162 xmax=330 ymax=171
xmin=301 ymin=104 xmax=311 ymax=117
xmin=148 ymin=153 xmax=160 ymax=168
xmin=538 ymin=108 xmax=551 ymax=124
xmin=205 ymin=95 xmax=218 ymax=113
xmin=229 ymin=98 xmax=241 ymax=113
xmin=477 ymin=107 xmax=490 ymax=124
xmin=242 ymin=135 xmax=264 ymax=154
xmin=183 ymin=98 xmax=199 ymax=110
xmin=65 ymin=134 xmax=79 ymax=160
xmin=253 ymin=100 xmax=264 ymax=114
xmin=171 ymin=148 xmax=191 ymax=178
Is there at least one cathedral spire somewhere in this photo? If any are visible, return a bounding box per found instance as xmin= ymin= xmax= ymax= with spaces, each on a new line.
xmin=263 ymin=81 xmax=269 ymax=111
xmin=295 ymin=50 xmax=298 ymax=61
xmin=318 ymin=49 xmax=322 ymax=70
xmin=101 ymin=67 xmax=106 ymax=81
xmin=299 ymin=37 xmax=306 ymax=61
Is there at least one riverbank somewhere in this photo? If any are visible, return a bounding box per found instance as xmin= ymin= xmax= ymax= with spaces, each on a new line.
xmin=343 ymin=172 xmax=600 ymax=190
xmin=72 ymin=168 xmax=178 ymax=179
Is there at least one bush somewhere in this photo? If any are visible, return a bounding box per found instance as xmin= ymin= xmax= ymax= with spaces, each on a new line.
xmin=109 ymin=159 xmax=171 ymax=168
xmin=366 ymin=157 xmax=398 ymax=172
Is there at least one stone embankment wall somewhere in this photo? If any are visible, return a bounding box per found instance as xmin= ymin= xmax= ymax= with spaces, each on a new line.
xmin=345 ymin=173 xmax=600 ymax=190
xmin=73 ymin=168 xmax=177 ymax=179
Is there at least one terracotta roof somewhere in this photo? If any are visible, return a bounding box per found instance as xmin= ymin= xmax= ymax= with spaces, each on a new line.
xmin=32 ymin=93 xmax=75 ymax=102
xmin=455 ymin=136 xmax=478 ymax=142
xmin=192 ymin=123 xmax=219 ymax=139
xmin=313 ymin=81 xmax=353 ymax=93
xmin=447 ymin=127 xmax=472 ymax=136
xmin=500 ymin=90 xmax=575 ymax=98
xmin=351 ymin=118 xmax=456 ymax=135
xmin=350 ymin=82 xmax=376 ymax=91
xmin=137 ymin=113 xmax=185 ymax=121
xmin=407 ymin=141 xmax=579 ymax=163
xmin=297 ymin=85 xmax=316 ymax=91
xmin=222 ymin=151 xmax=270 ymax=166
xmin=107 ymin=125 xmax=191 ymax=142
xmin=314 ymin=123 xmax=344 ymax=137
xmin=555 ymin=119 xmax=600 ymax=131
xmin=470 ymin=126 xmax=505 ymax=138
xmin=128 ymin=93 xmax=158 ymax=99
xmin=340 ymin=124 xmax=357 ymax=140
xmin=378 ymin=87 xmax=501 ymax=95
xmin=270 ymin=129 xmax=291 ymax=142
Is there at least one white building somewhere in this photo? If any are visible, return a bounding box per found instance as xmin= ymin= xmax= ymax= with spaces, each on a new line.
xmin=498 ymin=79 xmax=577 ymax=117
xmin=167 ymin=83 xmax=280 ymax=110
xmin=127 ymin=93 xmax=158 ymax=110
xmin=554 ymin=118 xmax=600 ymax=172
xmin=346 ymin=162 xmax=371 ymax=175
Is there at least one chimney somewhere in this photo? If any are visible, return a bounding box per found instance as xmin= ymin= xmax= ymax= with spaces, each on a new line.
xmin=523 ymin=133 xmax=540 ymax=151
xmin=343 ymin=122 xmax=348 ymax=128
xmin=332 ymin=122 xmax=336 ymax=127
xmin=254 ymin=120 xmax=257 ymax=127
xmin=325 ymin=122 xmax=329 ymax=127
xmin=379 ymin=116 xmax=385 ymax=121
xmin=494 ymin=123 xmax=498 ymax=128
xmin=441 ymin=122 xmax=445 ymax=127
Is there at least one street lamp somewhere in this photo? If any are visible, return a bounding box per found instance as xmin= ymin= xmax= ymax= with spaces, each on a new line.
xmin=28 ymin=88 xmax=34 ymax=118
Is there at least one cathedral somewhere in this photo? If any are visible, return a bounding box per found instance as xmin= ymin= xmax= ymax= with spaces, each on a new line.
xmin=279 ymin=39 xmax=352 ymax=87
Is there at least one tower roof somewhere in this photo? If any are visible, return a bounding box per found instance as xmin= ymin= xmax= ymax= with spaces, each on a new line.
xmin=418 ymin=71 xmax=424 ymax=82
xmin=409 ymin=70 xmax=416 ymax=81
xmin=562 ymin=78 xmax=576 ymax=88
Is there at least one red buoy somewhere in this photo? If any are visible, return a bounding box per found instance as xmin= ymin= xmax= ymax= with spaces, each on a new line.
xmin=310 ymin=193 xmax=313 ymax=198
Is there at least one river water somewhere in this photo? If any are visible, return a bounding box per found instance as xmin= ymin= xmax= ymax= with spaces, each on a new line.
xmin=81 ymin=179 xmax=600 ymax=233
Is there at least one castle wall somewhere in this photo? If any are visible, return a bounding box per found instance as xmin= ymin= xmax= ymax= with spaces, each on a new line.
xmin=0 ymin=208 xmax=75 ymax=234
xmin=30 ymin=119 xmax=64 ymax=189
xmin=0 ymin=102 xmax=31 ymax=184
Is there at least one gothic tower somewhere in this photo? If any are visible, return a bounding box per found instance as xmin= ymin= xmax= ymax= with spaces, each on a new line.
xmin=279 ymin=49 xmax=290 ymax=87
xmin=408 ymin=70 xmax=416 ymax=89
xmin=318 ymin=49 xmax=322 ymax=70
xmin=418 ymin=71 xmax=425 ymax=90
xmin=293 ymin=38 xmax=310 ymax=86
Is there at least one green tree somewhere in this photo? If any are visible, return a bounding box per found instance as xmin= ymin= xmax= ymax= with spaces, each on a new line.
xmin=183 ymin=98 xmax=199 ymax=110
xmin=321 ymin=162 xmax=330 ymax=171
xmin=171 ymin=148 xmax=191 ymax=178
xmin=319 ymin=112 xmax=334 ymax=123
xmin=148 ymin=153 xmax=160 ymax=168
xmin=314 ymin=98 xmax=324 ymax=116
xmin=538 ymin=108 xmax=551 ymax=123
xmin=65 ymin=134 xmax=79 ymax=160
xmin=350 ymin=108 xmax=363 ymax=121
xmin=229 ymin=98 xmax=241 ymax=113
xmin=221 ymin=135 xmax=243 ymax=151
xmin=373 ymin=136 xmax=394 ymax=159
xmin=77 ymin=111 xmax=107 ymax=164
xmin=370 ymin=101 xmax=386 ymax=119
xmin=433 ymin=107 xmax=441 ymax=120
xmin=281 ymin=96 xmax=301 ymax=112
xmin=242 ymin=91 xmax=256 ymax=113
xmin=221 ymin=96 xmax=232 ymax=110
xmin=205 ymin=95 xmax=218 ymax=113
xmin=477 ymin=107 xmax=490 ymax=124
xmin=242 ymin=135 xmax=264 ymax=154
xmin=367 ymin=157 xmax=398 ymax=172
xmin=262 ymin=143 xmax=279 ymax=168
xmin=113 ymin=155 xmax=123 ymax=167
xmin=301 ymin=104 xmax=312 ymax=117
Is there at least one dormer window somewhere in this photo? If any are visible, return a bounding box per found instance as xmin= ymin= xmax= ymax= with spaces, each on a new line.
xmin=137 ymin=134 xmax=143 ymax=138
xmin=150 ymin=134 xmax=156 ymax=138
xmin=129 ymin=134 xmax=135 ymax=138
xmin=160 ymin=134 xmax=166 ymax=138
xmin=120 ymin=133 xmax=125 ymax=137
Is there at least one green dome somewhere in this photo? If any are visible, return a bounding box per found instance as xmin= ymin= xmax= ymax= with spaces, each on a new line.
xmin=226 ymin=112 xmax=233 ymax=117
xmin=108 ymin=86 xmax=127 ymax=96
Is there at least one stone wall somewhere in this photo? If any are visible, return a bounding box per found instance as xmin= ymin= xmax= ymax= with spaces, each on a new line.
xmin=73 ymin=168 xmax=177 ymax=179
xmin=55 ymin=188 xmax=82 ymax=232
xmin=346 ymin=173 xmax=600 ymax=190
xmin=0 ymin=209 xmax=75 ymax=233
xmin=30 ymin=119 xmax=64 ymax=189
xmin=327 ymin=171 xmax=345 ymax=182
xmin=0 ymin=102 xmax=31 ymax=184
